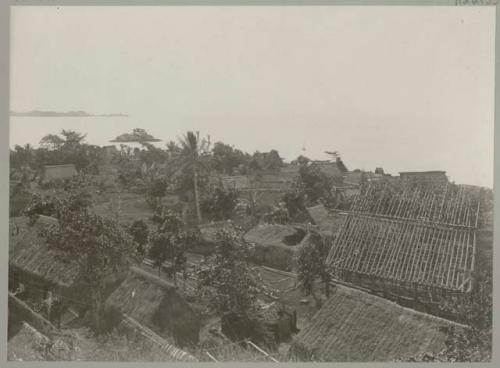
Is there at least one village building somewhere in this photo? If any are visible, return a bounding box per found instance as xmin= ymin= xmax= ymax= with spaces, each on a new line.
xmin=399 ymin=170 xmax=448 ymax=186
xmin=244 ymin=224 xmax=311 ymax=271
xmin=325 ymin=182 xmax=478 ymax=310
xmin=290 ymin=284 xmax=464 ymax=361
xmin=104 ymin=266 xmax=201 ymax=347
xmin=40 ymin=164 xmax=77 ymax=184
xmin=9 ymin=216 xmax=127 ymax=328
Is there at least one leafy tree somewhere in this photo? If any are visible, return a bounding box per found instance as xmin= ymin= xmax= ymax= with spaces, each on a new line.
xmin=39 ymin=134 xmax=64 ymax=150
xmin=148 ymin=208 xmax=187 ymax=284
xmin=128 ymin=220 xmax=149 ymax=255
xmin=290 ymin=155 xmax=310 ymax=166
xmin=296 ymin=231 xmax=330 ymax=309
xmin=111 ymin=128 xmax=160 ymax=143
xmin=42 ymin=198 xmax=135 ymax=333
xmin=196 ymin=226 xmax=260 ymax=316
xmin=200 ymin=184 xmax=240 ymax=221
xmin=262 ymin=202 xmax=291 ymax=224
xmin=212 ymin=142 xmax=250 ymax=175
xmin=298 ymin=163 xmax=334 ymax=205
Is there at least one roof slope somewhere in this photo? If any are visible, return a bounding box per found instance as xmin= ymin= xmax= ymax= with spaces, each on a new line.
xmin=105 ymin=267 xmax=200 ymax=346
xmin=8 ymin=322 xmax=71 ymax=361
xmin=306 ymin=204 xmax=346 ymax=235
xmin=291 ymin=285 xmax=459 ymax=362
xmin=244 ymin=224 xmax=307 ymax=248
xmin=9 ymin=216 xmax=81 ymax=288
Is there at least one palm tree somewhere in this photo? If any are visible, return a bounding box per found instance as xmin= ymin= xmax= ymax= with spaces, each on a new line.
xmin=176 ymin=131 xmax=211 ymax=224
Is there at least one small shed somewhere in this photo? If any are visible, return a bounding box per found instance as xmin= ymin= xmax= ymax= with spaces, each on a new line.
xmin=290 ymin=285 xmax=463 ymax=362
xmin=104 ymin=267 xmax=200 ymax=347
xmin=41 ymin=164 xmax=77 ymax=183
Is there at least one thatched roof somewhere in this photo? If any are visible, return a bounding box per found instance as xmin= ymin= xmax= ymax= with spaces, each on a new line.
xmin=311 ymin=161 xmax=345 ymax=178
xmin=8 ymin=322 xmax=71 ymax=361
xmin=105 ymin=267 xmax=200 ymax=346
xmin=42 ymin=164 xmax=77 ymax=182
xmin=291 ymin=285 xmax=461 ymax=362
xmin=197 ymin=221 xmax=233 ymax=243
xmin=9 ymin=216 xmax=82 ymax=288
xmin=244 ymin=224 xmax=308 ymax=248
xmin=306 ymin=204 xmax=346 ymax=235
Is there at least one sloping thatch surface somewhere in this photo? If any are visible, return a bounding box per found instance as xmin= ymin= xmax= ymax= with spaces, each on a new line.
xmin=244 ymin=224 xmax=305 ymax=248
xmin=8 ymin=322 xmax=72 ymax=361
xmin=312 ymin=162 xmax=344 ymax=178
xmin=198 ymin=221 xmax=233 ymax=243
xmin=306 ymin=204 xmax=346 ymax=235
xmin=291 ymin=285 xmax=458 ymax=362
xmin=105 ymin=267 xmax=200 ymax=346
xmin=9 ymin=216 xmax=81 ymax=288
xmin=244 ymin=225 xmax=308 ymax=271
xmin=42 ymin=164 xmax=77 ymax=182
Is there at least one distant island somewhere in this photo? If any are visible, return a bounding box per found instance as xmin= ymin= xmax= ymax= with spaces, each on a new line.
xmin=10 ymin=110 xmax=128 ymax=117
xmin=110 ymin=128 xmax=161 ymax=143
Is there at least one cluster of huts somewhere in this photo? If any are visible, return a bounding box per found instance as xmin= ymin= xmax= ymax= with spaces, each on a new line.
xmin=9 ymin=149 xmax=477 ymax=362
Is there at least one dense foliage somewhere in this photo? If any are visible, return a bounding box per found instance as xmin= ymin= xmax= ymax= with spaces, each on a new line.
xmin=296 ymin=231 xmax=330 ymax=308
xmin=200 ymin=184 xmax=240 ymax=221
xmin=41 ymin=193 xmax=135 ymax=333
xmin=148 ymin=208 xmax=189 ymax=284
xmin=196 ymin=226 xmax=260 ymax=316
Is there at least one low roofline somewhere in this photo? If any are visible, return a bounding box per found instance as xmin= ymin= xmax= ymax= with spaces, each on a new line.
xmin=129 ymin=266 xmax=176 ymax=290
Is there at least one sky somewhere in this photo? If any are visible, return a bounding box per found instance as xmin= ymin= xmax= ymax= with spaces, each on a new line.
xmin=9 ymin=6 xmax=495 ymax=187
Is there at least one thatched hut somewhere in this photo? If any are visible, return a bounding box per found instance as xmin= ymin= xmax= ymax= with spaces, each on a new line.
xmin=244 ymin=224 xmax=310 ymax=271
xmin=9 ymin=216 xmax=126 ymax=327
xmin=104 ymin=267 xmax=200 ymax=347
xmin=290 ymin=285 xmax=462 ymax=362
xmin=40 ymin=164 xmax=77 ymax=183
xmin=9 ymin=216 xmax=89 ymax=320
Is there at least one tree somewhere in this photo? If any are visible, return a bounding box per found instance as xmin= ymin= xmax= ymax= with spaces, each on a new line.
xmin=212 ymin=142 xmax=250 ymax=175
xmin=148 ymin=208 xmax=187 ymax=285
xmin=262 ymin=202 xmax=291 ymax=224
xmin=200 ymin=184 xmax=240 ymax=221
xmin=175 ymin=131 xmax=211 ymax=223
xmin=42 ymin=197 xmax=135 ymax=333
xmin=296 ymin=231 xmax=330 ymax=309
xmin=196 ymin=226 xmax=260 ymax=316
xmin=39 ymin=134 xmax=64 ymax=150
xmin=128 ymin=220 xmax=149 ymax=255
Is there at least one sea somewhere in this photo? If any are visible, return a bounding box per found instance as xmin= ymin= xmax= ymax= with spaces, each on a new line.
xmin=9 ymin=116 xmax=166 ymax=149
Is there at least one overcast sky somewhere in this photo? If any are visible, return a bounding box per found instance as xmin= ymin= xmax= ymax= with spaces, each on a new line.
xmin=10 ymin=6 xmax=495 ymax=187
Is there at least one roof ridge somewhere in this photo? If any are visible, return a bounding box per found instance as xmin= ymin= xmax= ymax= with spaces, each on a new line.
xmin=129 ymin=266 xmax=176 ymax=290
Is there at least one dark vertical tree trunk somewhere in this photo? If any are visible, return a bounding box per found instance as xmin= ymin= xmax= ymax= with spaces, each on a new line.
xmin=193 ymin=170 xmax=202 ymax=223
